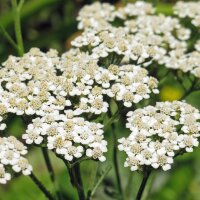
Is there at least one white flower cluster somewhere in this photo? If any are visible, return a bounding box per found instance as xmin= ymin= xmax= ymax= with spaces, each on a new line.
xmin=118 ymin=101 xmax=200 ymax=171
xmin=0 ymin=136 xmax=32 ymax=184
xmin=77 ymin=2 xmax=115 ymax=30
xmin=71 ymin=26 xmax=167 ymax=63
xmin=0 ymin=48 xmax=158 ymax=130
xmin=1 ymin=2 xmax=199 ymax=186
xmin=24 ymin=112 xmax=107 ymax=162
xmin=0 ymin=48 xmax=67 ymax=129
xmin=72 ymin=1 xmax=199 ymax=81
xmin=174 ymin=1 xmax=200 ymax=28
xmin=162 ymin=49 xmax=200 ymax=78
xmin=61 ymin=50 xmax=158 ymax=110
xmin=75 ymin=2 xmax=190 ymax=61
xmin=0 ymin=45 xmax=159 ymax=178
xmin=77 ymin=1 xmax=154 ymax=30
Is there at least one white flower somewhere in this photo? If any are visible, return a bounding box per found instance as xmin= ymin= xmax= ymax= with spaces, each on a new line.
xmin=124 ymin=156 xmax=140 ymax=171
xmin=12 ymin=158 xmax=32 ymax=175
xmin=0 ymin=164 xmax=11 ymax=184
xmin=179 ymin=135 xmax=199 ymax=152
xmin=0 ymin=150 xmax=19 ymax=165
xmin=47 ymin=136 xmax=71 ymax=155
xmin=65 ymin=145 xmax=83 ymax=161
xmin=86 ymin=147 xmax=106 ymax=162
xmin=73 ymin=130 xmax=94 ymax=145
xmin=22 ymin=130 xmax=43 ymax=145
xmin=89 ymin=98 xmax=108 ymax=114
xmin=136 ymin=148 xmax=155 ymax=165
xmin=151 ymin=152 xmax=173 ymax=171
xmin=0 ymin=123 xmax=6 ymax=130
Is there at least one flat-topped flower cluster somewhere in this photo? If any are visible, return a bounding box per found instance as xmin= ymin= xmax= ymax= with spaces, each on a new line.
xmin=174 ymin=1 xmax=200 ymax=28
xmin=0 ymin=136 xmax=32 ymax=184
xmin=73 ymin=1 xmax=200 ymax=79
xmin=0 ymin=48 xmax=158 ymax=125
xmin=24 ymin=112 xmax=107 ymax=162
xmin=118 ymin=101 xmax=200 ymax=171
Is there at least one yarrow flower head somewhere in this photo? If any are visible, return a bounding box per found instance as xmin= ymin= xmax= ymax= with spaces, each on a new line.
xmin=118 ymin=101 xmax=200 ymax=171
xmin=24 ymin=112 xmax=107 ymax=162
xmin=77 ymin=2 xmax=115 ymax=30
xmin=0 ymin=136 xmax=32 ymax=184
xmin=162 ymin=49 xmax=200 ymax=79
xmin=0 ymin=48 xmax=66 ymax=125
xmin=73 ymin=1 xmax=191 ymax=67
xmin=174 ymin=1 xmax=200 ymax=28
xmin=61 ymin=50 xmax=159 ymax=109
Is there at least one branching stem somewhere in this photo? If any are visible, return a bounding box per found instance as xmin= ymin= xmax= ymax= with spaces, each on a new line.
xmin=0 ymin=25 xmax=18 ymax=51
xmin=12 ymin=0 xmax=24 ymax=56
xmin=70 ymin=163 xmax=85 ymax=200
xmin=136 ymin=170 xmax=151 ymax=200
xmin=29 ymin=173 xmax=55 ymax=200
xmin=111 ymin=123 xmax=123 ymax=199
xmin=41 ymin=148 xmax=60 ymax=200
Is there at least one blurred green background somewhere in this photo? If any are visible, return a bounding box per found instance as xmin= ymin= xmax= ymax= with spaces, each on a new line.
xmin=0 ymin=0 xmax=200 ymax=200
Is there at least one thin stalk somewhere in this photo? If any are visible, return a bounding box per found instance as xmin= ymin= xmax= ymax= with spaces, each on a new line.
xmin=143 ymin=173 xmax=155 ymax=200
xmin=0 ymin=25 xmax=18 ymax=51
xmin=136 ymin=170 xmax=151 ymax=200
xmin=64 ymin=160 xmax=85 ymax=200
xmin=87 ymin=162 xmax=98 ymax=199
xmin=88 ymin=165 xmax=112 ymax=199
xmin=124 ymin=172 xmax=134 ymax=200
xmin=41 ymin=148 xmax=60 ymax=200
xmin=107 ymin=103 xmax=123 ymax=198
xmin=71 ymin=157 xmax=89 ymax=168
xmin=42 ymin=148 xmax=55 ymax=183
xmin=70 ymin=163 xmax=85 ymax=200
xmin=104 ymin=103 xmax=128 ymax=131
xmin=111 ymin=123 xmax=123 ymax=199
xmin=29 ymin=173 xmax=55 ymax=200
xmin=104 ymin=110 xmax=120 ymax=131
xmin=12 ymin=0 xmax=24 ymax=56
xmin=107 ymin=105 xmax=123 ymax=199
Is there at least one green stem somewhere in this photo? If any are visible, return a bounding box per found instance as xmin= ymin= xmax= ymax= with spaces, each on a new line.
xmin=71 ymin=163 xmax=85 ymax=200
xmin=136 ymin=170 xmax=151 ymax=200
xmin=107 ymin=106 xmax=123 ymax=199
xmin=112 ymin=123 xmax=123 ymax=199
xmin=104 ymin=110 xmax=119 ymax=131
xmin=65 ymin=160 xmax=85 ymax=200
xmin=88 ymin=165 xmax=112 ymax=199
xmin=87 ymin=163 xmax=98 ymax=199
xmin=124 ymin=172 xmax=134 ymax=200
xmin=41 ymin=148 xmax=60 ymax=200
xmin=70 ymin=157 xmax=89 ymax=168
xmin=0 ymin=25 xmax=18 ymax=51
xmin=29 ymin=173 xmax=55 ymax=200
xmin=12 ymin=0 xmax=24 ymax=56
xmin=42 ymin=148 xmax=55 ymax=183
xmin=145 ymin=172 xmax=155 ymax=200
